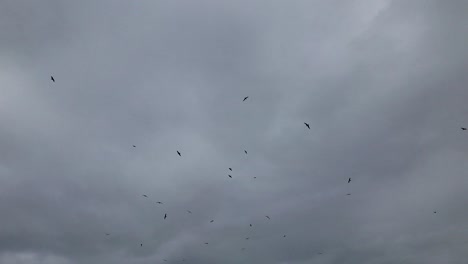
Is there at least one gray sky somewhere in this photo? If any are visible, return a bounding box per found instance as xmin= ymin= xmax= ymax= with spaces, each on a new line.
xmin=1 ymin=0 xmax=468 ymax=263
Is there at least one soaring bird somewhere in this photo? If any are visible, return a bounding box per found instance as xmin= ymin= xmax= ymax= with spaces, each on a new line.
xmin=265 ymin=216 xmax=270 ymax=220
xmin=156 ymin=201 xmax=163 ymax=204
xmin=462 ymin=127 xmax=467 ymax=130
xmin=229 ymin=168 xmax=232 ymax=171
xmin=348 ymin=178 xmax=351 ymax=183
xmin=346 ymin=193 xmax=351 ymax=196
xmin=245 ymin=237 xmax=249 ymax=240
xmin=253 ymin=177 xmax=257 ymax=179
xmin=177 ymin=151 xmax=181 ymax=156
xmin=142 ymin=195 xmax=148 ymax=198
xmin=304 ymin=122 xmax=310 ymax=129
xmin=164 ymin=213 xmax=167 ymax=219
xmin=244 ymin=150 xmax=248 ymax=154
xmin=434 ymin=211 xmax=437 ymax=214
xmin=163 ymin=260 xmax=167 ymax=262
xmin=187 ymin=210 xmax=192 ymax=214
xmin=250 ymin=224 xmax=252 ymax=227
xmin=50 ymin=76 xmax=55 ymax=82
xmin=228 ymin=175 xmax=232 ymax=178
xmin=141 ymin=244 xmax=143 ymax=247
xmin=243 ymin=96 xmax=249 ymax=101
xmin=105 ymin=233 xmax=110 ymax=236
xmin=210 ymin=220 xmax=214 ymax=223
xmin=133 ymin=145 xmax=136 ymax=148
xmin=205 ymin=242 xmax=209 ymax=245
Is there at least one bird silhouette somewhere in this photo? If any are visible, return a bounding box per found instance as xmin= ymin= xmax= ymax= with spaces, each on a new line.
xmin=163 ymin=260 xmax=167 ymax=262
xmin=228 ymin=175 xmax=232 ymax=178
xmin=348 ymin=178 xmax=351 ymax=183
xmin=133 ymin=145 xmax=136 ymax=148
xmin=265 ymin=216 xmax=270 ymax=220
xmin=244 ymin=150 xmax=248 ymax=154
xmin=229 ymin=168 xmax=232 ymax=171
xmin=245 ymin=237 xmax=249 ymax=240
xmin=156 ymin=201 xmax=163 ymax=204
xmin=304 ymin=122 xmax=310 ymax=129
xmin=177 ymin=151 xmax=181 ymax=156
xmin=253 ymin=176 xmax=257 ymax=179
xmin=243 ymin=96 xmax=249 ymax=101
xmin=346 ymin=193 xmax=351 ymax=195
xmin=210 ymin=220 xmax=214 ymax=223
xmin=141 ymin=244 xmax=143 ymax=247
xmin=250 ymin=224 xmax=252 ymax=227
xmin=187 ymin=210 xmax=192 ymax=214
xmin=105 ymin=233 xmax=110 ymax=236
xmin=50 ymin=76 xmax=55 ymax=82
xmin=434 ymin=211 xmax=437 ymax=214
xmin=205 ymin=242 xmax=209 ymax=245
xmin=164 ymin=213 xmax=167 ymax=219
xmin=462 ymin=127 xmax=467 ymax=130
xmin=142 ymin=195 xmax=148 ymax=197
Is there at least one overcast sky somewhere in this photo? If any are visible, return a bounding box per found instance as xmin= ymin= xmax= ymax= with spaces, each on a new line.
xmin=1 ymin=0 xmax=468 ymax=263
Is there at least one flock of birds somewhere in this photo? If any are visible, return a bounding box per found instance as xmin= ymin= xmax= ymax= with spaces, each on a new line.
xmin=48 ymin=75 xmax=467 ymax=262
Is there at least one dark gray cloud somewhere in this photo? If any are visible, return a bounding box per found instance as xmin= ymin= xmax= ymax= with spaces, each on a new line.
xmin=1 ymin=0 xmax=468 ymax=263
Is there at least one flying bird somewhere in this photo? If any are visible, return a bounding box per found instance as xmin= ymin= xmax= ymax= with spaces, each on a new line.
xmin=245 ymin=237 xmax=249 ymax=240
xmin=163 ymin=260 xmax=167 ymax=262
xmin=283 ymin=235 xmax=286 ymax=237
xmin=50 ymin=76 xmax=55 ymax=82
xmin=142 ymin=195 xmax=148 ymax=197
xmin=141 ymin=244 xmax=143 ymax=247
xmin=462 ymin=127 xmax=467 ymax=130
xmin=177 ymin=151 xmax=181 ymax=156
xmin=187 ymin=210 xmax=192 ymax=214
xmin=164 ymin=213 xmax=167 ymax=219
xmin=205 ymin=242 xmax=209 ymax=245
xmin=133 ymin=145 xmax=136 ymax=148
xmin=228 ymin=175 xmax=232 ymax=178
xmin=250 ymin=224 xmax=252 ymax=227
xmin=105 ymin=233 xmax=110 ymax=236
xmin=434 ymin=211 xmax=437 ymax=214
xmin=265 ymin=216 xmax=270 ymax=220
xmin=304 ymin=122 xmax=310 ymax=129
xmin=210 ymin=220 xmax=214 ymax=223
xmin=346 ymin=193 xmax=351 ymax=195
xmin=253 ymin=177 xmax=257 ymax=179
xmin=156 ymin=201 xmax=163 ymax=204
xmin=229 ymin=168 xmax=232 ymax=171
xmin=243 ymin=96 xmax=249 ymax=101
xmin=244 ymin=150 xmax=248 ymax=154
xmin=348 ymin=178 xmax=351 ymax=183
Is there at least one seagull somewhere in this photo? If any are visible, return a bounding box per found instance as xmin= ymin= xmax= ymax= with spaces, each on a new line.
xmin=50 ymin=76 xmax=55 ymax=82
xmin=228 ymin=175 xmax=232 ymax=178
xmin=177 ymin=151 xmax=181 ymax=156
xmin=243 ymin=96 xmax=249 ymax=101
xmin=229 ymin=168 xmax=232 ymax=171
xmin=210 ymin=220 xmax=214 ymax=223
xmin=244 ymin=150 xmax=248 ymax=154
xmin=304 ymin=122 xmax=310 ymax=129
xmin=187 ymin=210 xmax=192 ymax=214
xmin=142 ymin=195 xmax=148 ymax=198
xmin=156 ymin=201 xmax=163 ymax=204
xmin=164 ymin=213 xmax=167 ymax=219
xmin=265 ymin=216 xmax=270 ymax=220
xmin=462 ymin=127 xmax=467 ymax=130
xmin=348 ymin=178 xmax=351 ymax=183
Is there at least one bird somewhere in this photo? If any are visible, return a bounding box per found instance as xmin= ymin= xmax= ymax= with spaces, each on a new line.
xmin=462 ymin=127 xmax=467 ymax=130
xmin=156 ymin=201 xmax=163 ymax=204
xmin=228 ymin=175 xmax=232 ymax=178
xmin=141 ymin=244 xmax=143 ymax=247
xmin=133 ymin=145 xmax=136 ymax=148
xmin=164 ymin=213 xmax=167 ymax=219
xmin=177 ymin=151 xmax=181 ymax=156
xmin=348 ymin=178 xmax=351 ymax=183
xmin=304 ymin=122 xmax=310 ymax=129
xmin=253 ymin=177 xmax=257 ymax=179
xmin=229 ymin=168 xmax=232 ymax=171
xmin=434 ymin=211 xmax=437 ymax=214
xmin=265 ymin=216 xmax=270 ymax=220
xmin=283 ymin=235 xmax=286 ymax=237
xmin=243 ymin=96 xmax=249 ymax=101
xmin=318 ymin=252 xmax=323 ymax=255
xmin=142 ymin=195 xmax=148 ymax=198
xmin=163 ymin=260 xmax=167 ymax=262
xmin=210 ymin=220 xmax=214 ymax=223
xmin=346 ymin=193 xmax=351 ymax=195
xmin=250 ymin=224 xmax=252 ymax=227
xmin=244 ymin=150 xmax=248 ymax=154
xmin=245 ymin=237 xmax=249 ymax=240
xmin=105 ymin=233 xmax=110 ymax=236
xmin=187 ymin=210 xmax=192 ymax=214
xmin=50 ymin=76 xmax=55 ymax=82
xmin=205 ymin=242 xmax=209 ymax=245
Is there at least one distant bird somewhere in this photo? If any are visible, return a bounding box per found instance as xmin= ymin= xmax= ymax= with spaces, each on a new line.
xmin=210 ymin=220 xmax=214 ymax=223
xmin=283 ymin=235 xmax=286 ymax=237
xmin=243 ymin=96 xmax=249 ymax=101
xmin=50 ymin=76 xmax=55 ymax=82
xmin=177 ymin=151 xmax=181 ymax=156
xmin=462 ymin=127 xmax=467 ymax=130
xmin=244 ymin=150 xmax=248 ymax=154
xmin=163 ymin=260 xmax=167 ymax=262
xmin=318 ymin=252 xmax=323 ymax=255
xmin=187 ymin=210 xmax=192 ymax=214
xmin=253 ymin=177 xmax=257 ymax=179
xmin=228 ymin=175 xmax=232 ymax=178
xmin=434 ymin=211 xmax=437 ymax=214
xmin=156 ymin=201 xmax=163 ymax=204
xmin=229 ymin=168 xmax=232 ymax=171
xmin=205 ymin=242 xmax=209 ymax=245
xmin=164 ymin=213 xmax=167 ymax=219
xmin=250 ymin=224 xmax=252 ymax=227
xmin=142 ymin=195 xmax=148 ymax=198
xmin=346 ymin=193 xmax=351 ymax=196
xmin=348 ymin=178 xmax=351 ymax=183
xmin=265 ymin=216 xmax=270 ymax=220
xmin=105 ymin=233 xmax=110 ymax=236
xmin=133 ymin=145 xmax=136 ymax=148
xmin=304 ymin=122 xmax=310 ymax=129
xmin=245 ymin=237 xmax=249 ymax=240
xmin=141 ymin=244 xmax=143 ymax=247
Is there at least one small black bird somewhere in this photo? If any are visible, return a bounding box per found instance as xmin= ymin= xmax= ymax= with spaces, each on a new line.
xmin=348 ymin=178 xmax=351 ymax=183
xmin=205 ymin=242 xmax=209 ymax=245
xmin=177 ymin=151 xmax=181 ymax=156
xmin=283 ymin=235 xmax=286 ymax=237
xmin=304 ymin=122 xmax=310 ymax=129
xmin=105 ymin=233 xmax=110 ymax=236
xmin=434 ymin=211 xmax=437 ymax=214
xmin=245 ymin=237 xmax=249 ymax=240
xmin=318 ymin=252 xmax=323 ymax=255
xmin=346 ymin=193 xmax=351 ymax=195
xmin=141 ymin=244 xmax=143 ymax=247
xmin=229 ymin=168 xmax=232 ymax=171
xmin=244 ymin=150 xmax=248 ymax=154
xmin=253 ymin=177 xmax=257 ymax=179
xmin=210 ymin=220 xmax=214 ymax=223
xmin=133 ymin=145 xmax=136 ymax=148
xmin=51 ymin=76 xmax=55 ymax=82
xmin=265 ymin=216 xmax=270 ymax=220
xmin=142 ymin=195 xmax=148 ymax=197
xmin=164 ymin=213 xmax=167 ymax=219
xmin=187 ymin=210 xmax=192 ymax=214
xmin=228 ymin=175 xmax=232 ymax=178
xmin=250 ymin=224 xmax=252 ymax=227
xmin=243 ymin=96 xmax=249 ymax=101
xmin=462 ymin=127 xmax=467 ymax=130
xmin=156 ymin=201 xmax=163 ymax=204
